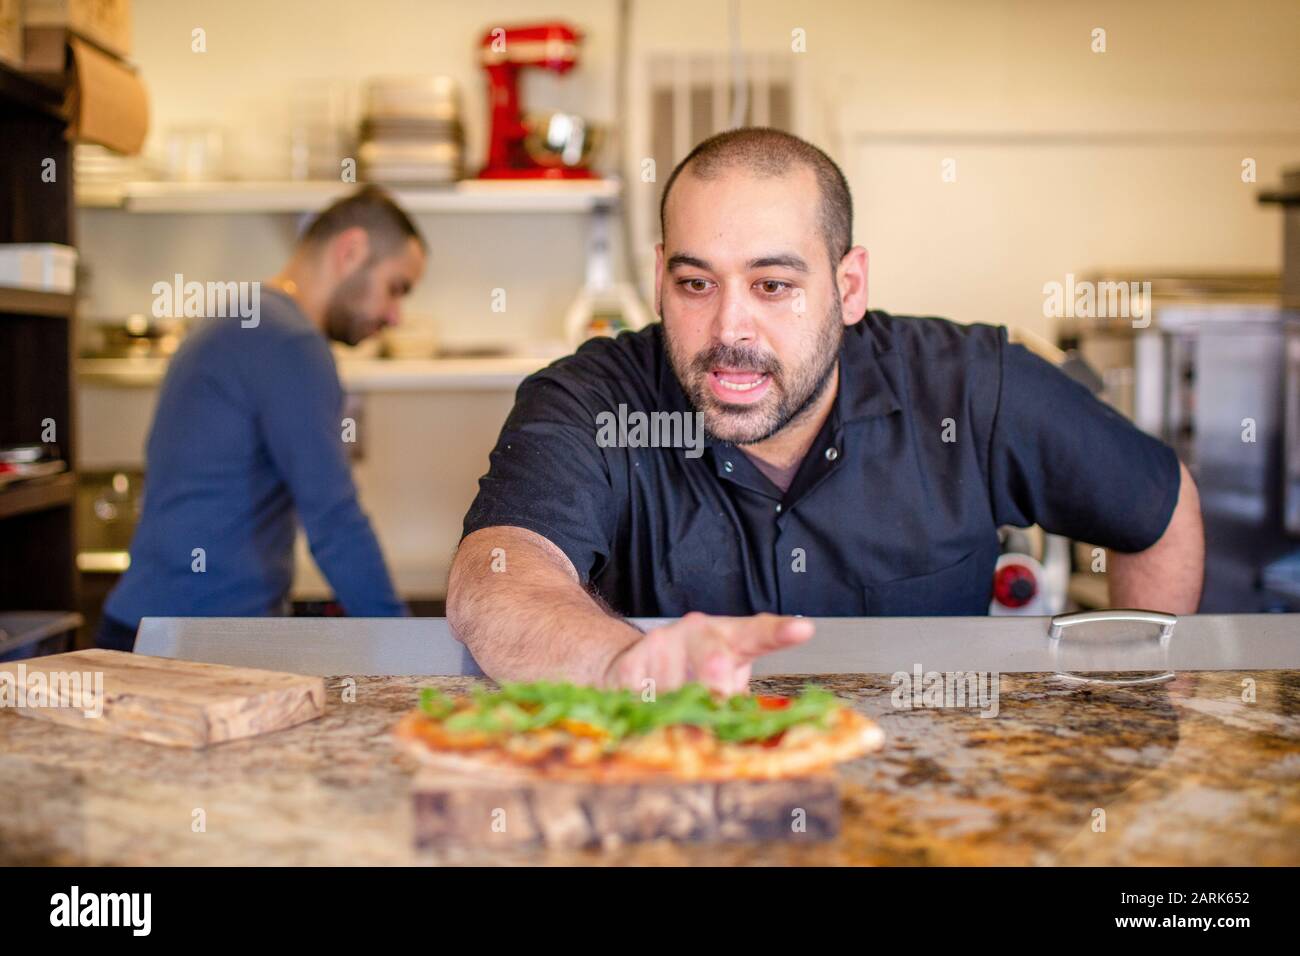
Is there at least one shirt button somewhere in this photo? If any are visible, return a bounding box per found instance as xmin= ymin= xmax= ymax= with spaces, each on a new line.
xmin=775 ymin=504 xmax=783 ymax=514
xmin=825 ymin=447 xmax=839 ymax=462
xmin=723 ymin=460 xmax=734 ymax=473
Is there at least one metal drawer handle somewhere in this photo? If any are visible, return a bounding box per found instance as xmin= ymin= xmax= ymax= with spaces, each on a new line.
xmin=1049 ymin=608 xmax=1176 ymax=642
xmin=1048 ymin=608 xmax=1177 ymax=685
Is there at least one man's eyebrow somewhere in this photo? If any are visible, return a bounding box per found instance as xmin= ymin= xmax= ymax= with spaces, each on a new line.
xmin=666 ymin=253 xmax=711 ymax=271
xmin=667 ymin=253 xmax=811 ymax=273
xmin=747 ymin=254 xmax=809 ymax=273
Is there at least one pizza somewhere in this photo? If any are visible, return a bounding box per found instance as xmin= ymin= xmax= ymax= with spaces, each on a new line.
xmin=393 ymin=681 xmax=884 ymax=783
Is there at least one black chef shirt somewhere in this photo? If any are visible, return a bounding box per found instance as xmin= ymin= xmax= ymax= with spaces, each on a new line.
xmin=462 ymin=311 xmax=1181 ymax=617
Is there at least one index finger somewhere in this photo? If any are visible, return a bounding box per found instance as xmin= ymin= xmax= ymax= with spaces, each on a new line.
xmin=724 ymin=614 xmax=815 ymax=661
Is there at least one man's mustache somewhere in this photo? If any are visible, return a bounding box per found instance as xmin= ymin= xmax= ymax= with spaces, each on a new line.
xmin=690 ymin=344 xmax=782 ymax=379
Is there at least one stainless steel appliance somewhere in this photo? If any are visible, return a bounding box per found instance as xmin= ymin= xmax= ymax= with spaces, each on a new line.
xmin=1059 ymin=272 xmax=1298 ymax=612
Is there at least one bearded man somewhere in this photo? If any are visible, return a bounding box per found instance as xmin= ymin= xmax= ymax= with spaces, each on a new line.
xmin=99 ymin=186 xmax=424 ymax=648
xmin=449 ymin=128 xmax=1203 ymax=694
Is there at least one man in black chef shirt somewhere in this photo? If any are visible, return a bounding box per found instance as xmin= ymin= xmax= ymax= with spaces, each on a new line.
xmin=449 ymin=128 xmax=1204 ymax=695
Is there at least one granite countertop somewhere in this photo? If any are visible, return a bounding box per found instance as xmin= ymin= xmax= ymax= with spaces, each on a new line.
xmin=1 ymin=672 xmax=1297 ymax=866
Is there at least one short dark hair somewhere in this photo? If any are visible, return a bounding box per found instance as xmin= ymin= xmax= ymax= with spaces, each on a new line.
xmin=659 ymin=127 xmax=853 ymax=267
xmin=299 ymin=185 xmax=426 ymax=260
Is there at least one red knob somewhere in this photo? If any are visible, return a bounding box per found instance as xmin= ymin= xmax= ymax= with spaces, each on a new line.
xmin=994 ymin=564 xmax=1037 ymax=608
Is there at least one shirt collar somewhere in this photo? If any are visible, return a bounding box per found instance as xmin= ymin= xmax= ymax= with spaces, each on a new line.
xmin=835 ymin=311 xmax=904 ymax=424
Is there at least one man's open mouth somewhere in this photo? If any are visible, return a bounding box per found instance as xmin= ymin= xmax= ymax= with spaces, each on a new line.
xmin=708 ymin=368 xmax=772 ymax=404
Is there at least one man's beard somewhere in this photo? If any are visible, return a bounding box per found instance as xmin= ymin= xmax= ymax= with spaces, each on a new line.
xmin=323 ymin=268 xmax=378 ymax=346
xmin=664 ymin=298 xmax=844 ymax=446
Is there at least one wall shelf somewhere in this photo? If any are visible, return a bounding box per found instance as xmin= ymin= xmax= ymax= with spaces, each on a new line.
xmin=80 ymin=178 xmax=622 ymax=214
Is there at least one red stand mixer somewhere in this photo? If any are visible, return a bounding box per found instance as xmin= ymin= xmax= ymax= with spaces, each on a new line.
xmin=477 ymin=22 xmax=599 ymax=179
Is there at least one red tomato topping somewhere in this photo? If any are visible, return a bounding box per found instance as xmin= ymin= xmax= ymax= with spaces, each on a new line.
xmin=757 ymin=696 xmax=791 ymax=710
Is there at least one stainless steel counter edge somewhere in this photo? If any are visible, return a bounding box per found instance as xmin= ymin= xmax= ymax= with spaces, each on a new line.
xmin=132 ymin=613 xmax=1300 ymax=678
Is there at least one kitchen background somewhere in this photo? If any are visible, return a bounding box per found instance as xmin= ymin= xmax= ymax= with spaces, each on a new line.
xmin=3 ymin=0 xmax=1300 ymax=655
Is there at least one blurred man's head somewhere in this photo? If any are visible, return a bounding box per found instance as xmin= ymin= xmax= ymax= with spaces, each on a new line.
xmin=655 ymin=128 xmax=868 ymax=445
xmin=298 ymin=185 xmax=427 ymax=345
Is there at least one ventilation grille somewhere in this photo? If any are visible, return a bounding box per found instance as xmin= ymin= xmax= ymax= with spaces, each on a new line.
xmin=634 ymin=51 xmax=800 ymax=280
xmin=648 ymin=52 xmax=795 ymax=173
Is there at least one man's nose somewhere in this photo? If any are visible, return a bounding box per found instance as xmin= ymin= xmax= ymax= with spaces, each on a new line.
xmin=714 ymin=283 xmax=756 ymax=348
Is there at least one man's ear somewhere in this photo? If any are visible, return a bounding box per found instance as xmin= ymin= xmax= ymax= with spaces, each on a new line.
xmin=837 ymin=246 xmax=869 ymax=325
xmin=331 ymin=226 xmax=371 ymax=277
xmin=653 ymin=242 xmax=665 ymax=317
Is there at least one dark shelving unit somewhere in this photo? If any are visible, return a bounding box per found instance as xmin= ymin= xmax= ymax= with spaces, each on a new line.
xmin=0 ymin=61 xmax=79 ymax=657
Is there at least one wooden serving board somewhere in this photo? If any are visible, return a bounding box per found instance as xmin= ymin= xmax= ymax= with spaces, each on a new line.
xmin=412 ymin=770 xmax=842 ymax=850
xmin=0 ymin=648 xmax=324 ymax=748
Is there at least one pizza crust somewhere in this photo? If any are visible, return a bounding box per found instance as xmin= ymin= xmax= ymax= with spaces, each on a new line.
xmin=393 ymin=705 xmax=884 ymax=783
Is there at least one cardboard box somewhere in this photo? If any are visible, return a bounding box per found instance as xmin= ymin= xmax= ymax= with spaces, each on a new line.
xmin=65 ymin=35 xmax=147 ymax=154
xmin=0 ymin=0 xmax=23 ymax=70
xmin=21 ymin=28 xmax=148 ymax=156
xmin=24 ymin=0 xmax=128 ymax=59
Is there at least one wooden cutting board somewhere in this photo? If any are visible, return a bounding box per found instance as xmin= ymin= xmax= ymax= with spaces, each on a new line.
xmin=412 ymin=770 xmax=842 ymax=850
xmin=0 ymin=648 xmax=324 ymax=748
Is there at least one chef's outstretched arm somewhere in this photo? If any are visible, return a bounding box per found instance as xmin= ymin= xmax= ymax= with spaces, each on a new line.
xmin=448 ymin=526 xmax=642 ymax=687
xmin=448 ymin=526 xmax=812 ymax=694
xmin=1107 ymin=461 xmax=1204 ymax=614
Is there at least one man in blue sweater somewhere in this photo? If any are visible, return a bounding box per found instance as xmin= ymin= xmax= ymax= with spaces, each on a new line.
xmin=98 ymin=186 xmax=424 ymax=649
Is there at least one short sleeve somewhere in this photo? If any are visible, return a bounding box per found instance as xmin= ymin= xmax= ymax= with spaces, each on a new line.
xmin=462 ymin=369 xmax=621 ymax=582
xmin=986 ymin=332 xmax=1181 ymax=553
